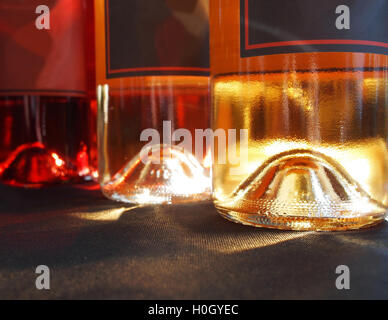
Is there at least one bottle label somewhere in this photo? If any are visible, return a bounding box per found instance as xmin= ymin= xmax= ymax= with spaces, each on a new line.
xmin=105 ymin=0 xmax=210 ymax=79
xmin=0 ymin=0 xmax=88 ymax=96
xmin=241 ymin=0 xmax=388 ymax=58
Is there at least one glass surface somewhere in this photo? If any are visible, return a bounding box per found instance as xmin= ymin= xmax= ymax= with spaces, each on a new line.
xmin=95 ymin=0 xmax=211 ymax=204
xmin=0 ymin=0 xmax=96 ymax=187
xmin=210 ymin=0 xmax=388 ymax=230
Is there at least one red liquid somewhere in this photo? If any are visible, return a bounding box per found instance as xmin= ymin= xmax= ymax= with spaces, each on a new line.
xmin=0 ymin=95 xmax=96 ymax=187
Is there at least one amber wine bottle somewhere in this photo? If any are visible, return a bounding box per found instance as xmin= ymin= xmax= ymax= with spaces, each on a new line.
xmin=210 ymin=0 xmax=388 ymax=230
xmin=95 ymin=0 xmax=211 ymax=204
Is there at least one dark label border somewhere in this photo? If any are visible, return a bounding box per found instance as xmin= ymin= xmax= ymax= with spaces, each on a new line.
xmin=240 ymin=0 xmax=388 ymax=58
xmin=105 ymin=0 xmax=210 ymax=79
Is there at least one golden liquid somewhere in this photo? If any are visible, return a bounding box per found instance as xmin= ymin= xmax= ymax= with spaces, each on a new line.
xmin=210 ymin=0 xmax=388 ymax=230
xmin=213 ymin=72 xmax=388 ymax=230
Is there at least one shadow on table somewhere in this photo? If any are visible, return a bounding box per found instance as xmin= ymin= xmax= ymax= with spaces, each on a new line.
xmin=0 ymin=184 xmax=387 ymax=299
xmin=0 ymin=183 xmax=386 ymax=264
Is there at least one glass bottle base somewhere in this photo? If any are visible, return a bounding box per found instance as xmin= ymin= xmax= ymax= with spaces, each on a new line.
xmin=215 ymin=149 xmax=387 ymax=231
xmin=0 ymin=142 xmax=92 ymax=187
xmin=101 ymin=144 xmax=211 ymax=205
xmin=216 ymin=207 xmax=385 ymax=231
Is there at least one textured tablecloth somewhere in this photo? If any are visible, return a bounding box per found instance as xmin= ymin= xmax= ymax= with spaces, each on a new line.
xmin=0 ymin=184 xmax=387 ymax=300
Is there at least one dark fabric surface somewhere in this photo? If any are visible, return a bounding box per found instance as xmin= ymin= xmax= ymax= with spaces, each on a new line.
xmin=0 ymin=183 xmax=387 ymax=300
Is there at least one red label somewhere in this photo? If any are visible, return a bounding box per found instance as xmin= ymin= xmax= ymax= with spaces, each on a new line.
xmin=0 ymin=0 xmax=88 ymax=96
